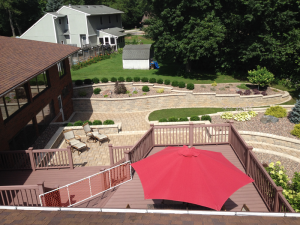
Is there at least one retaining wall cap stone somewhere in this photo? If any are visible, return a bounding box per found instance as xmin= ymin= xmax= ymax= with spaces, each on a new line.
xmin=216 ymin=94 xmax=240 ymax=97
xmin=262 ymin=94 xmax=283 ymax=99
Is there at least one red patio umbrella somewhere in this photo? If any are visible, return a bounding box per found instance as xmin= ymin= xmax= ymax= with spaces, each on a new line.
xmin=131 ymin=146 xmax=254 ymax=211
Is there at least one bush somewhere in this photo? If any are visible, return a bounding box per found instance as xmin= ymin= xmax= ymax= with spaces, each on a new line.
xmin=133 ymin=77 xmax=140 ymax=82
xmin=157 ymin=79 xmax=163 ymax=84
xmin=93 ymin=88 xmax=101 ymax=94
xmin=221 ymin=112 xmax=234 ymax=120
xmin=187 ymin=83 xmax=194 ymax=90
xmin=75 ymin=80 xmax=83 ymax=86
xmin=265 ymin=106 xmax=287 ymax=118
xmin=74 ymin=120 xmax=83 ymax=126
xmin=261 ymin=91 xmax=267 ymax=96
xmin=211 ymin=87 xmax=216 ymax=91
xmin=83 ymin=120 xmax=92 ymax=125
xmin=38 ymin=80 xmax=44 ymax=85
xmin=289 ymin=95 xmax=300 ymax=124
xmin=291 ymin=124 xmax=300 ymax=138
xmin=178 ymin=82 xmax=185 ymax=88
xmin=126 ymin=77 xmax=133 ymax=82
xmin=211 ymin=81 xmax=217 ymax=86
xmin=92 ymin=77 xmax=99 ymax=84
xmin=141 ymin=77 xmax=148 ymax=82
xmin=118 ymin=77 xmax=125 ymax=82
xmin=171 ymin=81 xmax=179 ymax=87
xmin=84 ymin=79 xmax=92 ymax=85
xmin=156 ymin=88 xmax=164 ymax=93
xmin=159 ymin=118 xmax=168 ymax=122
xmin=190 ymin=115 xmax=200 ymax=121
xmin=236 ymin=90 xmax=243 ymax=95
xmin=93 ymin=120 xmax=102 ymax=125
xmin=103 ymin=120 xmax=114 ymax=125
xmin=114 ymin=81 xmax=127 ymax=94
xmin=244 ymin=90 xmax=251 ymax=95
xmin=201 ymin=115 xmax=212 ymax=122
xmin=66 ymin=122 xmax=73 ymax=126
xmin=219 ymin=87 xmax=225 ymax=91
xmin=149 ymin=78 xmax=156 ymax=83
xmin=111 ymin=77 xmax=117 ymax=82
xmin=101 ymin=77 xmax=108 ymax=83
xmin=248 ymin=65 xmax=275 ymax=88
xmin=164 ymin=79 xmax=170 ymax=85
xmin=142 ymin=86 xmax=150 ymax=92
xmin=168 ymin=116 xmax=178 ymax=122
xmin=78 ymin=90 xmax=87 ymax=97
xmin=30 ymin=80 xmax=37 ymax=86
xmin=179 ymin=117 xmax=189 ymax=121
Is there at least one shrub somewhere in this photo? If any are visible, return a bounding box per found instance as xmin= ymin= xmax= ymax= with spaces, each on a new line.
xmin=38 ymin=80 xmax=44 ymax=85
xmin=157 ymin=79 xmax=163 ymax=84
xmin=111 ymin=77 xmax=117 ymax=82
xmin=126 ymin=77 xmax=133 ymax=82
xmin=221 ymin=112 xmax=234 ymax=120
xmin=66 ymin=122 xmax=73 ymax=126
xmin=187 ymin=83 xmax=194 ymax=90
xmin=92 ymin=77 xmax=99 ymax=84
xmin=103 ymin=120 xmax=114 ymax=125
xmin=156 ymin=88 xmax=164 ymax=93
xmin=84 ymin=79 xmax=92 ymax=85
xmin=101 ymin=77 xmax=108 ymax=83
xmin=236 ymin=90 xmax=243 ymax=95
xmin=190 ymin=115 xmax=200 ymax=121
xmin=118 ymin=77 xmax=125 ymax=82
xmin=179 ymin=117 xmax=189 ymax=121
xmin=133 ymin=77 xmax=140 ymax=82
xmin=211 ymin=81 xmax=217 ymax=86
xmin=143 ymin=93 xmax=147 ymax=95
xmin=171 ymin=81 xmax=179 ymax=87
xmin=201 ymin=115 xmax=212 ymax=122
xmin=248 ymin=65 xmax=275 ymax=88
xmin=233 ymin=111 xmax=252 ymax=121
xmin=237 ymin=84 xmax=250 ymax=90
xmin=225 ymin=85 xmax=230 ymax=88
xmin=93 ymin=120 xmax=102 ymax=125
xmin=30 ymin=80 xmax=37 ymax=86
xmin=118 ymin=48 xmax=123 ymax=54
xmin=78 ymin=90 xmax=87 ymax=97
xmin=104 ymin=95 xmax=108 ymax=97
xmin=289 ymin=95 xmax=300 ymax=124
xmin=261 ymin=91 xmax=267 ymax=96
xmin=291 ymin=124 xmax=300 ymax=138
xmin=219 ymin=87 xmax=225 ymax=91
xmin=75 ymin=80 xmax=83 ymax=86
xmin=164 ymin=79 xmax=171 ymax=85
xmin=149 ymin=78 xmax=156 ymax=83
xmin=93 ymin=88 xmax=101 ymax=94
xmin=83 ymin=120 xmax=92 ymax=125
xmin=141 ymin=77 xmax=148 ymax=82
xmin=201 ymin=85 xmax=206 ymax=88
xmin=74 ymin=120 xmax=83 ymax=126
xmin=253 ymin=89 xmax=260 ymax=94
xmin=126 ymin=90 xmax=130 ymax=94
xmin=211 ymin=87 xmax=216 ymax=91
xmin=266 ymin=161 xmax=289 ymax=190
xmin=159 ymin=118 xmax=168 ymax=122
xmin=114 ymin=81 xmax=127 ymax=94
xmin=168 ymin=117 xmax=178 ymax=122
xmin=133 ymin=90 xmax=138 ymax=94
xmin=265 ymin=106 xmax=287 ymax=118
xmin=178 ymin=82 xmax=185 ymax=88
xmin=142 ymin=86 xmax=149 ymax=92
xmin=244 ymin=90 xmax=251 ymax=95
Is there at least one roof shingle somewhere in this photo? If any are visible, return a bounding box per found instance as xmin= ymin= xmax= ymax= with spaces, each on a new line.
xmin=122 ymin=44 xmax=151 ymax=60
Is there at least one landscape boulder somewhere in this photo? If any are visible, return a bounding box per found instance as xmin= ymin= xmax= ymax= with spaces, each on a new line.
xmin=260 ymin=115 xmax=279 ymax=124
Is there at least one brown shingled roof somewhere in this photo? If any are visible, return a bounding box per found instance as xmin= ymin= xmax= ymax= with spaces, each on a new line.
xmin=0 ymin=36 xmax=80 ymax=97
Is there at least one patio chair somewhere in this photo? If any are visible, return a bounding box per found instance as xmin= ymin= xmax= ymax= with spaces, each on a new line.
xmin=82 ymin=122 xmax=110 ymax=145
xmin=63 ymin=130 xmax=87 ymax=155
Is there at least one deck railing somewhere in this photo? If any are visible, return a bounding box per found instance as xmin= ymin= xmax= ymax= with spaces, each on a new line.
xmin=0 ymin=147 xmax=73 ymax=171
xmin=109 ymin=122 xmax=295 ymax=212
xmin=0 ymin=184 xmax=44 ymax=206
xmin=108 ymin=145 xmax=132 ymax=166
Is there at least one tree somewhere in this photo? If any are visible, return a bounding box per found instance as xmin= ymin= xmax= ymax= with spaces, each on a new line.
xmin=0 ymin=0 xmax=21 ymax=37
xmin=46 ymin=0 xmax=63 ymax=12
xmin=289 ymin=95 xmax=300 ymax=124
xmin=247 ymin=66 xmax=275 ymax=89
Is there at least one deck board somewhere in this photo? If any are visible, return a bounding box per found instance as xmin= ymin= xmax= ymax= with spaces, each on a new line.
xmin=104 ymin=145 xmax=269 ymax=212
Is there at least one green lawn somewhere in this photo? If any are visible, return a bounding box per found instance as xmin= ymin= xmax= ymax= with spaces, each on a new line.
xmin=125 ymin=35 xmax=154 ymax=44
xmin=71 ymin=54 xmax=243 ymax=84
xmin=271 ymin=83 xmax=300 ymax=105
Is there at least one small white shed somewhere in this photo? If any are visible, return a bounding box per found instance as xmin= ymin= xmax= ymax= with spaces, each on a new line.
xmin=122 ymin=44 xmax=151 ymax=70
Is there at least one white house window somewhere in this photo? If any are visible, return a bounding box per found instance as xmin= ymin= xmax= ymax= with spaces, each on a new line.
xmin=59 ymin=19 xmax=61 ymax=24
xmin=105 ymin=37 xmax=109 ymax=44
xmin=100 ymin=16 xmax=102 ymax=25
xmin=99 ymin=38 xmax=103 ymax=44
xmin=110 ymin=37 xmax=115 ymax=44
xmin=109 ymin=16 xmax=111 ymax=23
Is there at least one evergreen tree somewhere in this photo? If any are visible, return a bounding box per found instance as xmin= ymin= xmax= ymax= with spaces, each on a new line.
xmin=46 ymin=0 xmax=63 ymax=12
xmin=289 ymin=95 xmax=300 ymax=124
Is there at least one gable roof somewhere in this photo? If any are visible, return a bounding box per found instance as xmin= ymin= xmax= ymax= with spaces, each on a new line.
xmin=100 ymin=27 xmax=126 ymax=37
xmin=65 ymin=5 xmax=124 ymax=15
xmin=123 ymin=44 xmax=151 ymax=60
xmin=48 ymin=12 xmax=66 ymax=18
xmin=0 ymin=36 xmax=79 ymax=97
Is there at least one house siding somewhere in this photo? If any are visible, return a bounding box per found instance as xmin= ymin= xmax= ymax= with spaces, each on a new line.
xmin=54 ymin=18 xmax=67 ymax=44
xmin=123 ymin=60 xmax=150 ymax=70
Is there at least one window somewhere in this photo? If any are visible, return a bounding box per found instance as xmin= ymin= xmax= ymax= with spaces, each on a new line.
xmin=66 ymin=18 xmax=68 ymax=24
xmin=109 ymin=16 xmax=111 ymax=23
xmin=29 ymin=71 xmax=49 ymax=99
xmin=110 ymin=37 xmax=115 ymax=44
xmin=105 ymin=37 xmax=109 ymax=44
xmin=100 ymin=16 xmax=102 ymax=25
xmin=62 ymin=82 xmax=72 ymax=99
xmin=1 ymin=85 xmax=29 ymax=122
xmin=57 ymin=61 xmax=66 ymax=78
xmin=99 ymin=37 xmax=104 ymax=44
xmin=36 ymin=101 xmax=55 ymax=135
xmin=116 ymin=15 xmax=118 ymax=22
xmin=59 ymin=19 xmax=61 ymax=24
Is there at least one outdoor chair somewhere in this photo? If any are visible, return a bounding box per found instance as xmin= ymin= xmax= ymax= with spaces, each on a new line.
xmin=82 ymin=122 xmax=110 ymax=145
xmin=63 ymin=130 xmax=87 ymax=155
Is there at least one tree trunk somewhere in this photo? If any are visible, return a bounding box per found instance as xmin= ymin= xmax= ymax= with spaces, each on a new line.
xmin=15 ymin=20 xmax=22 ymax=36
xmin=185 ymin=60 xmax=191 ymax=73
xmin=8 ymin=10 xmax=16 ymax=37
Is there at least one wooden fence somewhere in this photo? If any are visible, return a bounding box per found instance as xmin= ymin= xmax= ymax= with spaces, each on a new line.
xmin=108 ymin=122 xmax=295 ymax=212
xmin=0 ymin=147 xmax=73 ymax=171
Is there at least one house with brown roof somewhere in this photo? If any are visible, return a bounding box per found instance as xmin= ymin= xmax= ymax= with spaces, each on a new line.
xmin=0 ymin=36 xmax=79 ymax=151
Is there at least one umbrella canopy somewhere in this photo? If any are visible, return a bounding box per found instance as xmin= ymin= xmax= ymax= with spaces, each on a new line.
xmin=131 ymin=146 xmax=254 ymax=211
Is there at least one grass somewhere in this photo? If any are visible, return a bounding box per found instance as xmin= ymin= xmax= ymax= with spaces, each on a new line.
xmin=236 ymin=83 xmax=250 ymax=90
xmin=125 ymin=35 xmax=154 ymax=44
xmin=271 ymin=83 xmax=300 ymax=105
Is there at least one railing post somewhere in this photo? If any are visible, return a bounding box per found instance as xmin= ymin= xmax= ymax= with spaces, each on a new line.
xmin=37 ymin=182 xmax=44 ymax=195
xmin=67 ymin=146 xmax=74 ymax=169
xmin=228 ymin=122 xmax=234 ymax=144
xmin=189 ymin=122 xmax=194 ymax=147
xmin=28 ymin=147 xmax=36 ymax=171
xmin=150 ymin=124 xmax=155 ymax=147
xmin=246 ymin=146 xmax=252 ymax=175
xmin=124 ymin=150 xmax=131 ymax=161
xmin=274 ymin=187 xmax=283 ymax=212
xmin=109 ymin=144 xmax=114 ymax=166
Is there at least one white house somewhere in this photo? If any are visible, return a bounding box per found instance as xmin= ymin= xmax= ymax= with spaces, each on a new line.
xmin=122 ymin=44 xmax=151 ymax=70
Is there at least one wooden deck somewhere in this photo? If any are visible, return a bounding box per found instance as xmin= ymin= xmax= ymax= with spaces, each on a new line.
xmin=101 ymin=145 xmax=269 ymax=212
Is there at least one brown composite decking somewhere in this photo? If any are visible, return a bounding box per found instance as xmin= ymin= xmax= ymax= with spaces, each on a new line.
xmin=101 ymin=145 xmax=269 ymax=212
